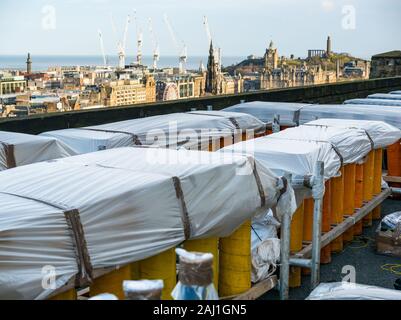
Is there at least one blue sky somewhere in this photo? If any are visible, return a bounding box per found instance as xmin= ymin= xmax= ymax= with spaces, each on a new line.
xmin=0 ymin=0 xmax=400 ymax=59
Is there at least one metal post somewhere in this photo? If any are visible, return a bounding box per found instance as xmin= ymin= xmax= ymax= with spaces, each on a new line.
xmin=272 ymin=114 xmax=281 ymax=133
xmin=310 ymin=161 xmax=324 ymax=289
xmin=279 ymin=174 xmax=292 ymax=300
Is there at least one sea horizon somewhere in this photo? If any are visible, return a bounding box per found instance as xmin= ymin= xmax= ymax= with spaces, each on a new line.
xmin=0 ymin=54 xmax=246 ymax=72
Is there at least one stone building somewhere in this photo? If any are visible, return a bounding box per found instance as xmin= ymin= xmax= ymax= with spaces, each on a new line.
xmin=370 ymin=51 xmax=401 ymax=79
xmin=100 ymin=75 xmax=156 ymax=107
xmin=260 ymin=42 xmax=336 ymax=90
xmin=0 ymin=76 xmax=26 ymax=95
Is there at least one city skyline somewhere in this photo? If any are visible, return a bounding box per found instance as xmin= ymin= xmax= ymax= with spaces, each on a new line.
xmin=1 ymin=0 xmax=400 ymax=61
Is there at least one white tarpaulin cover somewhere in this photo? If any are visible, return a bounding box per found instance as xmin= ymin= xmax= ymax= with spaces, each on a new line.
xmin=222 ymin=101 xmax=312 ymax=126
xmin=40 ymin=111 xmax=266 ymax=154
xmin=368 ymin=93 xmax=401 ymax=100
xmin=0 ymin=146 xmax=292 ymax=300
xmin=344 ymin=98 xmax=401 ymax=107
xmin=307 ymin=282 xmax=401 ymax=300
xmin=306 ymin=119 xmax=401 ymax=149
xmin=267 ymin=125 xmax=373 ymax=165
xmin=298 ymin=104 xmax=401 ymax=130
xmin=220 ymin=134 xmax=342 ymax=181
xmin=0 ymin=130 xmax=77 ymax=171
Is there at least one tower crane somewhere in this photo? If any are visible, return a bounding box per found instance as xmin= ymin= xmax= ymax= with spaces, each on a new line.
xmin=163 ymin=13 xmax=187 ymax=74
xmin=98 ymin=29 xmax=107 ymax=67
xmin=148 ymin=18 xmax=160 ymax=70
xmin=112 ymin=14 xmax=130 ymax=69
xmin=133 ymin=10 xmax=143 ymax=65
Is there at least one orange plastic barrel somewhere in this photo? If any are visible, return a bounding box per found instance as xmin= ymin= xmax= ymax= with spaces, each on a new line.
xmin=321 ymin=180 xmax=332 ymax=264
xmin=354 ymin=164 xmax=364 ymax=235
xmin=330 ymin=168 xmax=344 ymax=253
xmin=289 ymin=202 xmax=305 ymax=288
xmin=387 ymin=140 xmax=401 ymax=188
xmin=372 ymin=148 xmax=383 ymax=220
xmin=362 ymin=151 xmax=375 ymax=227
xmin=343 ymin=164 xmax=356 ymax=243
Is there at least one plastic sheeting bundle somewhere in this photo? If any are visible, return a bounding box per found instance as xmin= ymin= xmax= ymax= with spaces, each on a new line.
xmin=220 ymin=132 xmax=342 ymax=189
xmin=172 ymin=249 xmax=218 ymax=300
xmin=222 ymin=101 xmax=313 ymax=126
xmin=0 ymin=146 xmax=293 ymax=300
xmin=380 ymin=212 xmax=401 ymax=232
xmin=368 ymin=93 xmax=401 ymax=101
xmin=305 ymin=119 xmax=401 ymax=150
xmin=268 ymin=125 xmax=374 ymax=165
xmin=298 ymin=104 xmax=401 ymax=130
xmin=40 ymin=111 xmax=266 ymax=154
xmin=344 ymin=98 xmax=401 ymax=107
xmin=123 ymin=280 xmax=164 ymax=300
xmin=307 ymin=282 xmax=401 ymax=300
xmin=0 ymin=130 xmax=77 ymax=171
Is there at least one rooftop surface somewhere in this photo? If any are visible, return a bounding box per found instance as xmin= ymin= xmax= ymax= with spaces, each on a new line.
xmin=263 ymin=198 xmax=401 ymax=300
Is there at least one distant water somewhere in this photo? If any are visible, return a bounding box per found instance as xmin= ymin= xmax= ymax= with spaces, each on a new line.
xmin=0 ymin=55 xmax=245 ymax=72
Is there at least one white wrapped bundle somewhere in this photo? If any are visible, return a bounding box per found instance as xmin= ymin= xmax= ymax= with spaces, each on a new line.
xmin=344 ymin=98 xmax=401 ymax=107
xmin=307 ymin=282 xmax=401 ymax=300
xmin=0 ymin=146 xmax=293 ymax=299
xmin=0 ymin=130 xmax=77 ymax=171
xmin=268 ymin=125 xmax=373 ymax=164
xmin=298 ymin=104 xmax=401 ymax=130
xmin=223 ymin=101 xmax=312 ymax=126
xmin=368 ymin=93 xmax=401 ymax=101
xmin=305 ymin=119 xmax=401 ymax=149
xmin=40 ymin=111 xmax=266 ymax=154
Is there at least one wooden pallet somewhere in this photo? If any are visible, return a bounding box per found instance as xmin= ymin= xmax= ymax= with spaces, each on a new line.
xmin=221 ymin=275 xmax=278 ymax=300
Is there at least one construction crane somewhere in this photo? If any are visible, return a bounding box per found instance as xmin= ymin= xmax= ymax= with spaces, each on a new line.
xmin=98 ymin=29 xmax=107 ymax=67
xmin=163 ymin=13 xmax=187 ymax=74
xmin=148 ymin=18 xmax=160 ymax=70
xmin=203 ymin=16 xmax=212 ymax=48
xmin=133 ymin=10 xmax=143 ymax=65
xmin=111 ymin=14 xmax=131 ymax=69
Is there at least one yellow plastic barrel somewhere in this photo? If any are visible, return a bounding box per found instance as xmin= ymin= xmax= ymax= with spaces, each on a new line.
xmin=372 ymin=148 xmax=383 ymax=220
xmin=50 ymin=289 xmax=77 ymax=300
xmin=289 ymin=202 xmax=305 ymax=288
xmin=90 ymin=265 xmax=131 ymax=299
xmin=321 ymin=180 xmax=332 ymax=264
xmin=183 ymin=237 xmax=219 ymax=289
xmin=219 ymin=220 xmax=251 ymax=297
xmin=138 ymin=248 xmax=177 ymax=300
xmin=343 ymin=164 xmax=356 ymax=243
xmin=362 ymin=151 xmax=375 ymax=227
xmin=330 ymin=168 xmax=344 ymax=253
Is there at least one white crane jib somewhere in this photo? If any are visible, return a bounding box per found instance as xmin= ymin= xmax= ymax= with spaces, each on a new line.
xmin=148 ymin=18 xmax=160 ymax=70
xmin=163 ymin=13 xmax=187 ymax=74
xmin=98 ymin=29 xmax=107 ymax=67
xmin=113 ymin=14 xmax=131 ymax=69
xmin=133 ymin=10 xmax=143 ymax=65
